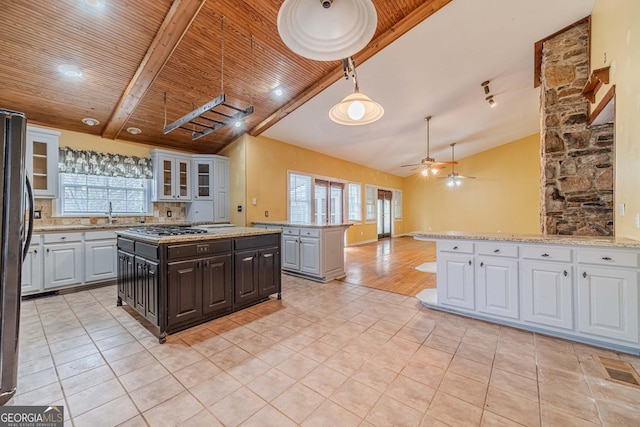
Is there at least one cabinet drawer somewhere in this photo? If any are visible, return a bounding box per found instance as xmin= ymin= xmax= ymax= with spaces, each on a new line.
xmin=439 ymin=240 xmax=473 ymax=254
xmin=477 ymin=242 xmax=518 ymax=258
xmin=167 ymin=239 xmax=231 ymax=260
xmin=300 ymin=228 xmax=321 ymax=238
xmin=577 ymin=248 xmax=639 ymax=268
xmin=235 ymin=234 xmax=280 ymax=250
xmin=135 ymin=241 xmax=159 ymax=260
xmin=521 ymin=245 xmax=572 ymax=262
xmin=44 ymin=233 xmax=82 ymax=244
xmin=85 ymin=230 xmax=117 ymax=240
xmin=282 ymin=227 xmax=300 ymax=236
xmin=117 ymin=237 xmax=135 ymax=253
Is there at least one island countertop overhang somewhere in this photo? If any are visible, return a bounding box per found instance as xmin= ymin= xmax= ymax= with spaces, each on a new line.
xmin=411 ymin=230 xmax=640 ymax=249
xmin=116 ymin=226 xmax=281 ymax=244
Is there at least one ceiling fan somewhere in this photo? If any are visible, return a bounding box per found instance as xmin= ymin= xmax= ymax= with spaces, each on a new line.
xmin=401 ymin=116 xmax=456 ymax=176
xmin=438 ymin=142 xmax=475 ymax=186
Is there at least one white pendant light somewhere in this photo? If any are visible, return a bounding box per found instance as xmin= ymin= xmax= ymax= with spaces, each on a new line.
xmin=277 ymin=0 xmax=378 ymax=61
xmin=329 ymin=57 xmax=383 ymax=125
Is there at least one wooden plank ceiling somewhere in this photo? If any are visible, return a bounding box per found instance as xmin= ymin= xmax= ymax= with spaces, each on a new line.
xmin=0 ymin=0 xmax=451 ymax=154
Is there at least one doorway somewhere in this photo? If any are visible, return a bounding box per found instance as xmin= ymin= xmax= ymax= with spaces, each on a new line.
xmin=377 ymin=189 xmax=392 ymax=239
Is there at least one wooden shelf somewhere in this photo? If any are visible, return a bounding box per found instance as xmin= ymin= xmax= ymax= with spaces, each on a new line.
xmin=582 ymin=66 xmax=610 ymax=103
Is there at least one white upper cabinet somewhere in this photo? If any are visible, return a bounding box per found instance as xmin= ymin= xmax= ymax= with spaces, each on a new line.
xmin=26 ymin=126 xmax=60 ymax=198
xmin=192 ymin=156 xmax=214 ymax=201
xmin=150 ymin=149 xmax=192 ymax=202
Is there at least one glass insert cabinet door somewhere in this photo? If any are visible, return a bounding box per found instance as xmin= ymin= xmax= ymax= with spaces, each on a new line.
xmin=178 ymin=160 xmax=189 ymax=197
xmin=162 ymin=159 xmax=172 ymax=197
xmin=193 ymin=159 xmax=212 ymax=199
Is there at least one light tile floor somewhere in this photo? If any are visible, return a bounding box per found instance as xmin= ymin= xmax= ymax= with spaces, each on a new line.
xmin=8 ymin=275 xmax=640 ymax=426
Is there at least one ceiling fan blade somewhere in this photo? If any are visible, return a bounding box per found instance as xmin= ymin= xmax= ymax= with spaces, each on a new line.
xmin=401 ymin=163 xmax=420 ymax=167
xmin=434 ymin=161 xmax=458 ymax=165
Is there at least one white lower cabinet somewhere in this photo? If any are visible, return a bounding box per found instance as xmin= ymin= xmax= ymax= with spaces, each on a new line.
xmin=282 ymin=234 xmax=300 ymax=270
xmin=44 ymin=237 xmax=83 ymax=289
xmin=23 ymin=230 xmax=118 ymax=295
xmin=577 ymin=266 xmax=638 ymax=343
xmin=300 ymin=236 xmax=320 ymax=276
xmin=257 ymin=223 xmax=348 ymax=282
xmin=22 ymin=234 xmax=43 ymax=294
xmin=432 ymin=238 xmax=640 ymax=353
xmin=521 ymin=261 xmax=573 ymax=330
xmin=476 ymin=257 xmax=519 ymax=319
xmin=438 ymin=253 xmax=474 ymax=310
xmin=85 ymin=231 xmax=117 ymax=282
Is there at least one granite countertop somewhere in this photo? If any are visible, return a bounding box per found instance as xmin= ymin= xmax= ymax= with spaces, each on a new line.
xmin=33 ymin=221 xmax=231 ymax=233
xmin=252 ymin=221 xmax=353 ymax=228
xmin=411 ymin=230 xmax=640 ymax=249
xmin=116 ymin=226 xmax=281 ymax=244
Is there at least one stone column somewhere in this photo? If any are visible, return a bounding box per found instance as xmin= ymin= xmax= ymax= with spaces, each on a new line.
xmin=540 ymin=21 xmax=614 ymax=236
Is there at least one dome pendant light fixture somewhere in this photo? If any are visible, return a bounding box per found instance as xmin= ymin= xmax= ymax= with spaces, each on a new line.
xmin=277 ymin=0 xmax=378 ymax=61
xmin=329 ymin=57 xmax=383 ymax=125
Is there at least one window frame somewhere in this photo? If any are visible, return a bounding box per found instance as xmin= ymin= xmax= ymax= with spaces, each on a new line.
xmin=287 ymin=170 xmax=349 ymax=225
xmin=393 ymin=189 xmax=403 ymax=221
xmin=347 ymin=182 xmax=362 ymax=224
xmin=55 ymin=173 xmax=152 ymax=217
xmin=364 ymin=184 xmax=377 ymax=224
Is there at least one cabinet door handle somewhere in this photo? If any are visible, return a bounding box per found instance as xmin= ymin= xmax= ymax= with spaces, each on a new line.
xmin=453 ymin=246 xmax=458 ymax=250
xmin=60 ymin=236 xmax=66 ymax=240
xmin=564 ymin=270 xmax=568 ymax=277
xmin=493 ymin=249 xmax=500 ymax=253
xmin=34 ymin=249 xmax=37 ymax=254
xmin=264 ymin=253 xmax=273 ymax=258
xmin=583 ymin=271 xmax=587 ymax=278
xmin=541 ymin=253 xmax=550 ymax=257
xmin=468 ymin=260 xmax=472 ymax=265
xmin=46 ymin=248 xmax=50 ymax=254
xmin=480 ymin=262 xmax=484 ymax=267
xmin=601 ymin=256 xmax=612 ymax=261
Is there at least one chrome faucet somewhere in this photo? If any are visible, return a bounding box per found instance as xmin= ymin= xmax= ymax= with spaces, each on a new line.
xmin=107 ymin=202 xmax=116 ymax=223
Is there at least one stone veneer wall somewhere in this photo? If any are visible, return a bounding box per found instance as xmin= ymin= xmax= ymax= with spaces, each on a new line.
xmin=33 ymin=199 xmax=187 ymax=227
xmin=540 ymin=21 xmax=614 ymax=236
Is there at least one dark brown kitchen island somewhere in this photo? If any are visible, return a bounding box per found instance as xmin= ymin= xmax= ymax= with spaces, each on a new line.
xmin=115 ymin=226 xmax=282 ymax=343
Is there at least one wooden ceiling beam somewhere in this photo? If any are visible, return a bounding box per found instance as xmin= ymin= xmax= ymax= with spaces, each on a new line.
xmin=102 ymin=0 xmax=206 ymax=140
xmin=248 ymin=0 xmax=453 ymax=137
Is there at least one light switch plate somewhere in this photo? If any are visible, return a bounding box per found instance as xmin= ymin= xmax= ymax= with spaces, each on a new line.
xmin=619 ymin=203 xmax=626 ymax=216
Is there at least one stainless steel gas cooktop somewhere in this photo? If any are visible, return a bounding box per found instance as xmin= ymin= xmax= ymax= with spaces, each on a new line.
xmin=127 ymin=226 xmax=208 ymax=236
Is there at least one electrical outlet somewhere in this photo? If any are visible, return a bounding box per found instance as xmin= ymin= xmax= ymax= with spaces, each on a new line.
xmin=252 ymin=198 xmax=257 ymax=205
xmin=619 ymin=203 xmax=626 ymax=217
xmin=264 ymin=210 xmax=269 ymax=217
xmin=237 ymin=205 xmax=242 ymax=212
xmin=33 ymin=210 xmax=41 ymax=219
xmin=636 ymin=213 xmax=640 ymax=229
xmin=167 ymin=210 xmax=172 ymax=217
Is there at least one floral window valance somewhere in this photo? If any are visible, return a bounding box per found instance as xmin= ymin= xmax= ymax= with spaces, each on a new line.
xmin=58 ymin=147 xmax=153 ymax=179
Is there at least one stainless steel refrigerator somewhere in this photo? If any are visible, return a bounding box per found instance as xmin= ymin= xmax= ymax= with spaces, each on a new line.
xmin=0 ymin=109 xmax=34 ymax=405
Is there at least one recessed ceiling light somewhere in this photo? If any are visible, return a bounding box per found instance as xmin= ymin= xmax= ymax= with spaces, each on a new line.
xmin=126 ymin=127 xmax=142 ymax=135
xmin=57 ymin=64 xmax=83 ymax=78
xmin=273 ymin=87 xmax=284 ymax=97
xmin=84 ymin=0 xmax=103 ymax=8
xmin=234 ymin=121 xmax=243 ymax=128
xmin=81 ymin=117 xmax=100 ymax=126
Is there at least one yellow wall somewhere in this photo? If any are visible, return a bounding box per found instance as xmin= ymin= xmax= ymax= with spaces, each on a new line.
xmin=590 ymin=1 xmax=640 ymax=239
xmin=403 ymin=134 xmax=541 ymax=234
xmin=32 ymin=124 xmax=160 ymax=157
xmin=219 ymin=135 xmax=247 ymax=227
xmin=233 ymin=134 xmax=404 ymax=245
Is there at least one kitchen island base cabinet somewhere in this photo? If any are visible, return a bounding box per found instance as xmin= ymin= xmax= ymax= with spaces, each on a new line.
xmin=117 ymin=231 xmax=281 ymax=343
xmin=417 ymin=234 xmax=640 ymax=354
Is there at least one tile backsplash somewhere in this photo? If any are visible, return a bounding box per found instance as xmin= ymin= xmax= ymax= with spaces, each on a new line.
xmin=33 ymin=199 xmax=187 ymax=226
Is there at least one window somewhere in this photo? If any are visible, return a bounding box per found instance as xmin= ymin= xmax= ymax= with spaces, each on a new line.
xmin=315 ymin=180 xmax=344 ymax=224
xmin=288 ymin=171 xmax=346 ymax=224
xmin=394 ymin=190 xmax=402 ymax=220
xmin=289 ymin=172 xmax=312 ymax=223
xmin=347 ymin=183 xmax=362 ymax=222
xmin=60 ymin=173 xmax=149 ymax=215
xmin=365 ymin=185 xmax=376 ymax=223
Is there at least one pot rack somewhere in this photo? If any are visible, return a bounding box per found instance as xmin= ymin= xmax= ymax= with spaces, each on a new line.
xmin=163 ymin=15 xmax=254 ymax=141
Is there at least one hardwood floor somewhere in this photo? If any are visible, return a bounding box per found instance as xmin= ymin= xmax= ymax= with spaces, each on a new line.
xmin=340 ymin=236 xmax=437 ymax=297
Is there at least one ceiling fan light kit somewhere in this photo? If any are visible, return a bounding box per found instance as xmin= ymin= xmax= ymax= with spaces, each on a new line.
xmin=277 ymin=0 xmax=378 ymax=61
xmin=438 ymin=142 xmax=476 ymax=187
